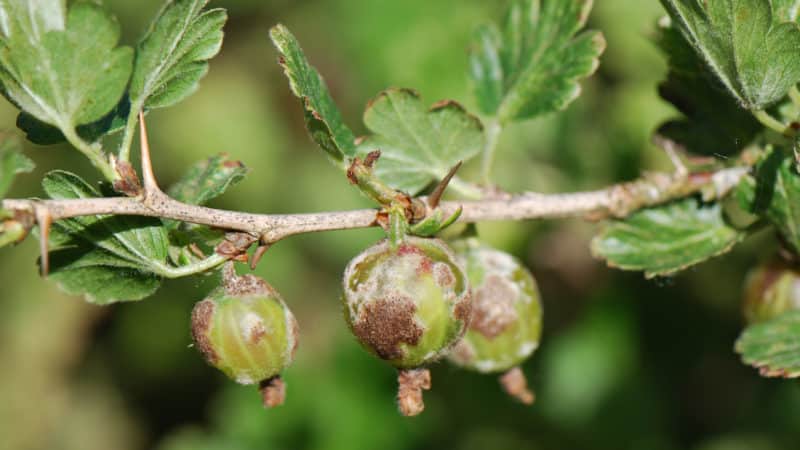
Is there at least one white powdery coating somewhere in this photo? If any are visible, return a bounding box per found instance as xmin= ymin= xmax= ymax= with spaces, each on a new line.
xmin=517 ymin=340 xmax=539 ymax=359
xmin=240 ymin=311 xmax=267 ymax=343
xmin=236 ymin=374 xmax=255 ymax=385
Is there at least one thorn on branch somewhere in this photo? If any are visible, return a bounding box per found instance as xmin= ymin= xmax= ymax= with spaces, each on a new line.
xmin=35 ymin=207 xmax=52 ymax=277
xmin=428 ymin=161 xmax=463 ymax=209
xmin=250 ymin=243 xmax=271 ymax=270
xmin=138 ymin=112 xmax=162 ymax=196
xmin=652 ymin=135 xmax=688 ymax=177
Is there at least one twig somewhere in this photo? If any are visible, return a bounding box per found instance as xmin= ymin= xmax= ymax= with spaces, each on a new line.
xmin=1 ymin=166 xmax=749 ymax=248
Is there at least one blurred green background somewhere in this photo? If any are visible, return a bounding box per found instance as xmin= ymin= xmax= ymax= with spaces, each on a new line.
xmin=2 ymin=1 xmax=800 ymax=449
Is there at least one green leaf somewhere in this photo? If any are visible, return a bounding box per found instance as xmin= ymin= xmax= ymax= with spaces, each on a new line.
xmin=655 ymin=23 xmax=761 ymax=156
xmin=47 ymin=246 xmax=162 ymax=304
xmin=660 ymin=0 xmax=800 ymax=110
xmin=270 ymin=24 xmax=357 ymax=166
xmin=42 ymin=170 xmax=170 ymax=271
xmin=773 ymin=0 xmax=800 ymax=22
xmin=16 ymin=96 xmax=131 ymax=145
xmin=591 ymin=198 xmax=744 ymax=278
xmin=355 ymin=89 xmax=484 ymax=195
xmin=0 ymin=1 xmax=133 ymax=131
xmin=0 ymin=135 xmax=33 ymax=198
xmin=167 ymin=153 xmax=247 ymax=205
xmin=737 ymin=151 xmax=800 ymax=254
xmin=470 ymin=0 xmax=605 ymax=123
xmin=735 ymin=310 xmax=800 ymax=378
xmin=129 ymin=0 xmax=226 ymax=110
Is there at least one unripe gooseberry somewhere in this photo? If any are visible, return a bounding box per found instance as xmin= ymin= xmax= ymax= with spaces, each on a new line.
xmin=742 ymin=259 xmax=800 ymax=324
xmin=191 ymin=269 xmax=298 ymax=407
xmin=447 ymin=239 xmax=542 ymax=404
xmin=342 ymin=236 xmax=472 ymax=369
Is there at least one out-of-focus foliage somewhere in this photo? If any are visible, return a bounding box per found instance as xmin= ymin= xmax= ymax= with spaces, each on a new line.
xmin=3 ymin=1 xmax=800 ymax=450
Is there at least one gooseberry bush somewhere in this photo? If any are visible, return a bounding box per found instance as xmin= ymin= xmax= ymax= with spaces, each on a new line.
xmin=2 ymin=0 xmax=800 ymax=417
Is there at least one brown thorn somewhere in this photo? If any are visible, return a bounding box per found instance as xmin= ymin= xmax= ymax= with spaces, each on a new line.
xmin=35 ymin=207 xmax=52 ymax=277
xmin=138 ymin=111 xmax=161 ymax=194
xmin=652 ymin=135 xmax=688 ymax=177
xmin=188 ymin=243 xmax=205 ymax=259
xmin=250 ymin=244 xmax=271 ymax=270
xmin=397 ymin=368 xmax=431 ymax=416
xmin=499 ymin=366 xmax=534 ymax=405
xmin=259 ymin=376 xmax=286 ymax=408
xmin=428 ymin=161 xmax=463 ymax=209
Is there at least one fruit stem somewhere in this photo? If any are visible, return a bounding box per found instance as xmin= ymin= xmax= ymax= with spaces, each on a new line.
xmin=499 ymin=366 xmax=534 ymax=405
xmin=397 ymin=368 xmax=431 ymax=416
xmin=259 ymin=376 xmax=286 ymax=408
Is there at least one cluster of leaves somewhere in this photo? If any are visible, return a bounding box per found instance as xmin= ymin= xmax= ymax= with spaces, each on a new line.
xmin=1 ymin=0 xmax=800 ymax=382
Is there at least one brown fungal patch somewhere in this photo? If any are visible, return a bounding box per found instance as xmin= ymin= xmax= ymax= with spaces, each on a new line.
xmin=248 ymin=319 xmax=267 ymax=345
xmin=352 ymin=296 xmax=423 ymax=360
xmin=191 ymin=299 xmax=219 ymax=364
xmin=416 ymin=256 xmax=433 ymax=276
xmin=453 ymin=291 xmax=473 ymax=325
xmin=259 ymin=376 xmax=286 ymax=408
xmin=433 ymin=262 xmax=455 ymax=287
xmin=450 ymin=339 xmax=476 ymax=365
xmin=224 ymin=273 xmax=272 ymax=297
xmin=289 ymin=315 xmax=300 ymax=360
xmin=470 ymin=275 xmax=518 ymax=339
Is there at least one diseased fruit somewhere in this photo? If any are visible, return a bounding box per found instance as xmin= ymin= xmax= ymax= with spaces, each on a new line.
xmin=743 ymin=259 xmax=800 ymax=324
xmin=342 ymin=236 xmax=472 ymax=416
xmin=342 ymin=236 xmax=472 ymax=368
xmin=447 ymin=238 xmax=542 ymax=404
xmin=191 ymin=266 xmax=298 ymax=407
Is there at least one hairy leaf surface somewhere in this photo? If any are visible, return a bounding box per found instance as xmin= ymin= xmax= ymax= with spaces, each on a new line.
xmin=591 ymin=198 xmax=743 ymax=278
xmin=356 ymin=89 xmax=484 ymax=195
xmin=129 ymin=0 xmax=226 ymax=110
xmin=0 ymin=1 xmax=133 ymax=133
xmin=660 ymin=0 xmax=800 ymax=110
xmin=270 ymin=24 xmax=356 ymax=166
xmin=470 ymin=0 xmax=605 ymax=123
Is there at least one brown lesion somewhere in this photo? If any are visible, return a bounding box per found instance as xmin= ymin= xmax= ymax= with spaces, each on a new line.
xmin=191 ymin=299 xmax=219 ymax=364
xmin=453 ymin=291 xmax=473 ymax=326
xmin=351 ymin=296 xmax=423 ymax=360
xmin=470 ymin=275 xmax=518 ymax=339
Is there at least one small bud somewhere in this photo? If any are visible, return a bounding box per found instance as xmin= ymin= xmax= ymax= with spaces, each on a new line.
xmin=0 ymin=218 xmax=27 ymax=248
xmin=191 ymin=270 xmax=298 ymax=407
xmin=742 ymin=259 xmax=800 ymax=324
xmin=342 ymin=237 xmax=472 ymax=369
xmin=447 ymin=240 xmax=542 ymax=403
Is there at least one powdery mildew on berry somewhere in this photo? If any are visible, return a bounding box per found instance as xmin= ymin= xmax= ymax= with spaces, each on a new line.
xmin=343 ymin=237 xmax=472 ymax=367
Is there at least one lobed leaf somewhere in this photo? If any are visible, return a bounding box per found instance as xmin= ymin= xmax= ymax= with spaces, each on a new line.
xmin=356 ymin=89 xmax=484 ymax=195
xmin=655 ymin=23 xmax=761 ymax=156
xmin=129 ymin=0 xmax=226 ymax=110
xmin=270 ymin=24 xmax=357 ymax=166
xmin=591 ymin=198 xmax=744 ymax=278
xmin=47 ymin=246 xmax=162 ymax=305
xmin=167 ymin=153 xmax=247 ymax=205
xmin=660 ymin=0 xmax=800 ymax=110
xmin=735 ymin=310 xmax=800 ymax=378
xmin=0 ymin=1 xmax=133 ymax=133
xmin=470 ymin=0 xmax=605 ymax=123
xmin=737 ymin=151 xmax=800 ymax=254
xmin=41 ymin=170 xmax=169 ymax=303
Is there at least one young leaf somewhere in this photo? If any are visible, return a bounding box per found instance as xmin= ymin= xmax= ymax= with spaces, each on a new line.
xmin=737 ymin=153 xmax=800 ymax=254
xmin=0 ymin=1 xmax=133 ymax=132
xmin=270 ymin=24 xmax=357 ymax=166
xmin=167 ymin=153 xmax=247 ymax=205
xmin=0 ymin=135 xmax=33 ymax=198
xmin=356 ymin=89 xmax=484 ymax=195
xmin=470 ymin=0 xmax=605 ymax=123
xmin=655 ymin=24 xmax=760 ymax=156
xmin=42 ymin=170 xmax=170 ymax=270
xmin=129 ymin=0 xmax=226 ymax=110
xmin=735 ymin=310 xmax=800 ymax=378
xmin=591 ymin=198 xmax=744 ymax=278
xmin=47 ymin=246 xmax=162 ymax=304
xmin=660 ymin=0 xmax=800 ymax=110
